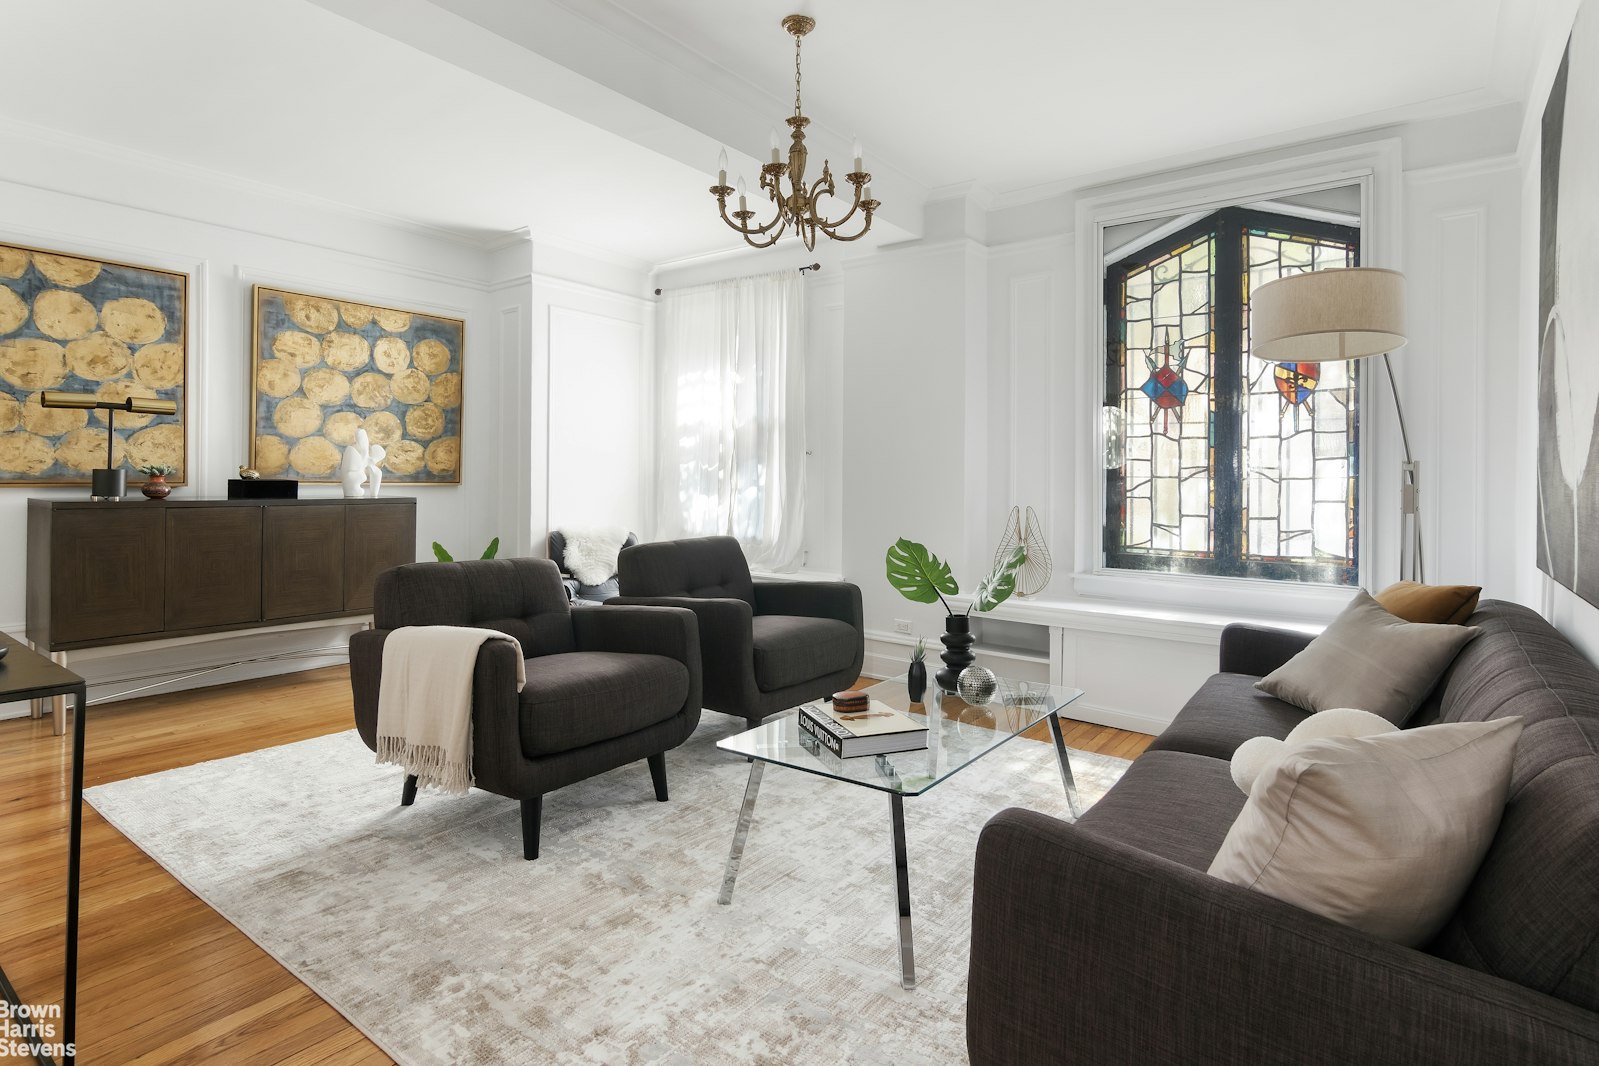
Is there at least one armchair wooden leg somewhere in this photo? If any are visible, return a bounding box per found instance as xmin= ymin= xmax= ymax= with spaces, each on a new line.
xmin=647 ymin=752 xmax=668 ymax=802
xmin=401 ymin=774 xmax=418 ymax=807
xmin=521 ymin=796 xmax=542 ymax=860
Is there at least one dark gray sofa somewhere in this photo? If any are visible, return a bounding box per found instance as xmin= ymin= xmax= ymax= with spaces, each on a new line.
xmin=967 ymin=599 xmax=1599 ymax=1065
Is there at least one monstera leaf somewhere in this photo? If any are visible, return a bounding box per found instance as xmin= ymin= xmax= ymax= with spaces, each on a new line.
xmin=885 ymin=538 xmax=959 ymax=612
xmin=972 ymin=545 xmax=1027 ymax=613
xmin=432 ymin=537 xmax=501 ymax=563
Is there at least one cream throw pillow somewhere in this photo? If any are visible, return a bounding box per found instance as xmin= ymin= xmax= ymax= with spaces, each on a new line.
xmin=1208 ymin=717 xmax=1524 ymax=946
xmin=1256 ymin=590 xmax=1481 ymax=724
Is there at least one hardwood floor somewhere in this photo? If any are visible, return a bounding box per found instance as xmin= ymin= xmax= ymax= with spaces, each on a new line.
xmin=0 ymin=667 xmax=1152 ymax=1064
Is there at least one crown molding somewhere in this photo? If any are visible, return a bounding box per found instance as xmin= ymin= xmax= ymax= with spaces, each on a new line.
xmin=986 ymin=89 xmax=1514 ymax=213
xmin=1404 ymin=152 xmax=1522 ymax=186
xmin=0 ymin=114 xmax=515 ymax=253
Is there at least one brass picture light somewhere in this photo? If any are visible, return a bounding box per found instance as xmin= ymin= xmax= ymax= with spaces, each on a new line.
xmin=38 ymin=390 xmax=179 ymax=500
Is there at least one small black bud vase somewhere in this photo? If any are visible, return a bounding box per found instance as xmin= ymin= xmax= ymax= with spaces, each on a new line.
xmin=907 ymin=659 xmax=927 ymax=702
xmin=937 ymin=613 xmax=975 ymax=692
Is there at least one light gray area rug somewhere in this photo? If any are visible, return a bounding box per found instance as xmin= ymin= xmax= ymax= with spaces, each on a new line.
xmin=85 ymin=713 xmax=1129 ymax=1065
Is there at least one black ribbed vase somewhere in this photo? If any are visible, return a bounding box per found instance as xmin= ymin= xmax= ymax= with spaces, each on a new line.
xmin=937 ymin=614 xmax=975 ymax=692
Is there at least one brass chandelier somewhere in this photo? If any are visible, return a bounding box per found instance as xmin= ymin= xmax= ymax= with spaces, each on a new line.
xmin=711 ymin=14 xmax=878 ymax=250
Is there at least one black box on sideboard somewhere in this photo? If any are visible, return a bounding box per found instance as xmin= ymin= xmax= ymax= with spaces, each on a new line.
xmin=227 ymin=478 xmax=299 ymax=500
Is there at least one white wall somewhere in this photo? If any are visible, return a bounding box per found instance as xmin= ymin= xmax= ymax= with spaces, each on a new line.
xmin=0 ymin=124 xmax=650 ymax=714
xmin=547 ymin=303 xmax=647 ymax=534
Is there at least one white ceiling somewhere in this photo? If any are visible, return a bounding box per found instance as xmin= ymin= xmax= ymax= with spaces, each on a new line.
xmin=0 ymin=0 xmax=736 ymax=265
xmin=586 ymin=0 xmax=1514 ymax=194
xmin=0 ymin=0 xmax=1554 ymax=267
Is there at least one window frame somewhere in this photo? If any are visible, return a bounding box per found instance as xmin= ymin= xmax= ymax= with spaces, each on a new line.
xmin=1068 ymin=139 xmax=1402 ymax=618
xmin=1102 ymin=206 xmax=1362 ymax=585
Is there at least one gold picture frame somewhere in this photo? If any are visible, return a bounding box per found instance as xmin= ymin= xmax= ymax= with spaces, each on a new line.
xmin=249 ymin=285 xmax=465 ymax=485
xmin=0 ymin=240 xmax=189 ymax=486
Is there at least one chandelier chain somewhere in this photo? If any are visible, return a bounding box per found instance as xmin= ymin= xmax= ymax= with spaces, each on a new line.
xmin=794 ymin=33 xmax=803 ymax=118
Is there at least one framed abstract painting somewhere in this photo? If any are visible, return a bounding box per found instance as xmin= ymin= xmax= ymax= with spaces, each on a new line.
xmin=250 ymin=286 xmax=464 ymax=484
xmin=0 ymin=241 xmax=188 ymax=486
xmin=1538 ymin=4 xmax=1599 ymax=605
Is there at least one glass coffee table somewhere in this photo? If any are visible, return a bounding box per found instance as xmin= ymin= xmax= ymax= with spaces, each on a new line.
xmin=715 ymin=674 xmax=1086 ymax=989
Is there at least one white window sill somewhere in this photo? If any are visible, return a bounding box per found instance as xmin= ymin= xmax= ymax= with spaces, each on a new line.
xmin=946 ymin=573 xmax=1339 ymax=645
xmin=750 ymin=567 xmax=846 ymax=583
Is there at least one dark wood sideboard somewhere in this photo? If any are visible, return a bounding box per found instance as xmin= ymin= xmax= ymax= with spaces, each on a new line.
xmin=26 ymin=497 xmax=416 ymax=653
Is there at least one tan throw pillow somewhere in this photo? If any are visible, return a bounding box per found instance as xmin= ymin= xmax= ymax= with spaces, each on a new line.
xmin=1375 ymin=580 xmax=1482 ymax=625
xmin=1256 ymin=590 xmax=1480 ymax=724
xmin=1208 ymin=717 xmax=1524 ymax=946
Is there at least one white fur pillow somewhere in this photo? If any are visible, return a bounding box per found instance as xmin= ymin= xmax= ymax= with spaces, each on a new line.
xmin=1229 ymin=707 xmax=1396 ymax=794
xmin=560 ymin=528 xmax=631 ymax=586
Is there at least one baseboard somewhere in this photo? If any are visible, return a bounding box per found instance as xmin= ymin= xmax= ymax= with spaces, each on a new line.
xmin=1055 ymin=701 xmax=1167 ymax=738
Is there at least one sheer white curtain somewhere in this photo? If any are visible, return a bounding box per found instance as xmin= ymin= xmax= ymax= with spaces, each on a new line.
xmin=654 ymin=269 xmax=806 ymax=571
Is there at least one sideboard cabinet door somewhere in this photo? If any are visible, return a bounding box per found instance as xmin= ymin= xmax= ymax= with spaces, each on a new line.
xmin=164 ymin=508 xmax=263 ymax=631
xmin=344 ymin=503 xmax=415 ymax=612
xmin=48 ymin=509 xmax=166 ymax=645
xmin=262 ymin=506 xmax=345 ymax=620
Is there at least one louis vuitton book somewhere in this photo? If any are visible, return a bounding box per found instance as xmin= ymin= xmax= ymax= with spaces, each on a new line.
xmin=797 ymin=699 xmax=929 ymax=758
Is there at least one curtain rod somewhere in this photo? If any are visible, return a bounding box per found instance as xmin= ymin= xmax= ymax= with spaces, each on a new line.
xmin=654 ymin=263 xmax=820 ymax=296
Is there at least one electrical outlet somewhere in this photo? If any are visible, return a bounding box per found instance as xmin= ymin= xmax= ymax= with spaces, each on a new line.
xmin=893 ymin=618 xmax=913 ymax=635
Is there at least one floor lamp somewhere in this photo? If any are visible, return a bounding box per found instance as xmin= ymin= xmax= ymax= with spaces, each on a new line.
xmin=1248 ymin=267 xmax=1419 ymax=582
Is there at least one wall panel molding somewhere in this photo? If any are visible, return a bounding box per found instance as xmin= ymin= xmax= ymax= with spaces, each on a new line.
xmin=1432 ymin=205 xmax=1489 ymax=585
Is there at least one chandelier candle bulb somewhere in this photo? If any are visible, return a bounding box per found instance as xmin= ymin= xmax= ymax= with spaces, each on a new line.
xmin=853 ymin=137 xmax=862 ymax=172
xmin=717 ymin=148 xmax=728 ymax=186
xmin=770 ymin=128 xmax=781 ymax=164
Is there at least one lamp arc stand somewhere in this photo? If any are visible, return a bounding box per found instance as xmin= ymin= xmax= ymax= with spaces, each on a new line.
xmin=1382 ymin=352 xmax=1424 ymax=584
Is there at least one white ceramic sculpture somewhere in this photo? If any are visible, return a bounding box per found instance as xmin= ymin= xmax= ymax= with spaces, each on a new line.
xmin=340 ymin=430 xmax=387 ymax=498
xmin=366 ymin=442 xmax=386 ymax=498
xmin=340 ymin=431 xmax=368 ymax=498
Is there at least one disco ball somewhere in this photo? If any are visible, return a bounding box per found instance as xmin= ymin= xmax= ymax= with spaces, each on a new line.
xmin=957 ymin=665 xmax=998 ymax=706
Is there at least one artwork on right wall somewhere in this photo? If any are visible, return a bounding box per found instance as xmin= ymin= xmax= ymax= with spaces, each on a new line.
xmin=1538 ymin=1 xmax=1599 ymax=606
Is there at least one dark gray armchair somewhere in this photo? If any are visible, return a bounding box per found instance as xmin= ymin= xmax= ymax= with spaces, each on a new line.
xmin=609 ymin=536 xmax=863 ymax=728
xmin=350 ymin=557 xmax=701 ymax=860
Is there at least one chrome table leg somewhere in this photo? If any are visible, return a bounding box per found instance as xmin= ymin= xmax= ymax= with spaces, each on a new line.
xmin=890 ymin=794 xmax=915 ymax=990
xmin=1048 ymin=711 xmax=1082 ymax=818
xmin=719 ymin=760 xmax=764 ymax=905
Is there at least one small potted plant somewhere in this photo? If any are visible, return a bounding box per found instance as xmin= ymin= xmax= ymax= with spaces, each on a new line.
xmin=907 ymin=638 xmax=928 ymax=702
xmin=138 ymin=464 xmax=176 ymax=500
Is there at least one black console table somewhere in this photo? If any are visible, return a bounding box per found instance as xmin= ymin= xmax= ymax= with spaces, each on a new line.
xmin=0 ymin=631 xmax=86 ymax=1065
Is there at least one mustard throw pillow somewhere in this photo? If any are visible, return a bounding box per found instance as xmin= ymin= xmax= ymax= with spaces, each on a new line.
xmin=1375 ymin=580 xmax=1481 ymax=625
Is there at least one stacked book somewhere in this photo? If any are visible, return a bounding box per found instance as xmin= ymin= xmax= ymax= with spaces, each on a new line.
xmin=798 ymin=693 xmax=929 ymax=758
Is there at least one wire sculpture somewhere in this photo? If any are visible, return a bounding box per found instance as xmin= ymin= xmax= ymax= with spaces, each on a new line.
xmin=993 ymin=505 xmax=1053 ymax=597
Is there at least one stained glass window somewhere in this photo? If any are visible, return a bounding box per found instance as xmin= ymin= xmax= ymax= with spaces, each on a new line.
xmin=1104 ymin=208 xmax=1361 ymax=584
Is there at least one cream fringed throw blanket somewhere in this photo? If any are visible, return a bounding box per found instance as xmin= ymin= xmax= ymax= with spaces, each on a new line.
xmin=375 ymin=626 xmax=526 ymax=795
